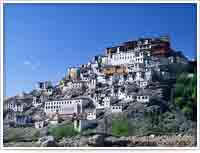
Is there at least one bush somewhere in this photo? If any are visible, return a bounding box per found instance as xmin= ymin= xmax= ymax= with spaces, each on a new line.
xmin=111 ymin=119 xmax=129 ymax=136
xmin=4 ymin=127 xmax=39 ymax=142
xmin=174 ymin=72 xmax=197 ymax=121
xmin=49 ymin=124 xmax=78 ymax=139
xmin=33 ymin=130 xmax=40 ymax=140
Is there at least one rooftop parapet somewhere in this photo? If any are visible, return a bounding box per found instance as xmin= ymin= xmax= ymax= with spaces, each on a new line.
xmin=105 ymin=36 xmax=171 ymax=57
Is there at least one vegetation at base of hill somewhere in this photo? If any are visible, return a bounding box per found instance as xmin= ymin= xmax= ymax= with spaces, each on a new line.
xmin=48 ymin=124 xmax=78 ymax=139
xmin=110 ymin=113 xmax=180 ymax=137
xmin=174 ymin=71 xmax=197 ymax=121
xmin=111 ymin=118 xmax=129 ymax=136
xmin=3 ymin=127 xmax=39 ymax=142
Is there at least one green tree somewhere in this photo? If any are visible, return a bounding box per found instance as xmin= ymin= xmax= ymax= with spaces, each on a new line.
xmin=174 ymin=72 xmax=197 ymax=121
xmin=111 ymin=118 xmax=129 ymax=136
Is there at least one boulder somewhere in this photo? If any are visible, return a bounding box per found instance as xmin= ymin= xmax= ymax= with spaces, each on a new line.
xmin=79 ymin=136 xmax=89 ymax=147
xmin=88 ymin=134 xmax=104 ymax=146
xmin=38 ymin=136 xmax=57 ymax=147
xmin=104 ymin=136 xmax=130 ymax=147
xmin=149 ymin=134 xmax=155 ymax=139
xmin=58 ymin=136 xmax=84 ymax=147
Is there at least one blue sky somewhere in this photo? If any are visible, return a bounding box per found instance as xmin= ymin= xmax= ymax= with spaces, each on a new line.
xmin=4 ymin=3 xmax=197 ymax=97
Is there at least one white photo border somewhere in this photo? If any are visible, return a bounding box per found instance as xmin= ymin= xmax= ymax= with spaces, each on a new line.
xmin=0 ymin=0 xmax=199 ymax=150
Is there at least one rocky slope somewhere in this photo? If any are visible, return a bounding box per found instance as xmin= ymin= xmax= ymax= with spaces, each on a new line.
xmin=4 ymin=134 xmax=196 ymax=147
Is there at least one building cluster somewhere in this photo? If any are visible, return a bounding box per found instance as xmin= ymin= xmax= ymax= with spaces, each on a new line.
xmin=4 ymin=36 xmax=189 ymax=132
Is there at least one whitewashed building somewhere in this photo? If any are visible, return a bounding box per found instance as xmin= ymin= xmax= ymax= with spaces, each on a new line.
xmin=95 ymin=102 xmax=105 ymax=109
xmin=124 ymin=94 xmax=135 ymax=102
xmin=111 ymin=105 xmax=122 ymax=113
xmin=32 ymin=97 xmax=42 ymax=107
xmin=103 ymin=97 xmax=111 ymax=108
xmin=118 ymin=89 xmax=126 ymax=100
xmin=33 ymin=114 xmax=45 ymax=129
xmin=136 ymin=95 xmax=150 ymax=103
xmin=86 ymin=110 xmax=96 ymax=120
xmin=67 ymin=81 xmax=84 ymax=89
xmin=44 ymin=98 xmax=83 ymax=116
xmin=138 ymin=81 xmax=148 ymax=88
xmin=127 ymin=63 xmax=144 ymax=73
xmin=97 ymin=75 xmax=106 ymax=84
xmin=35 ymin=120 xmax=45 ymax=129
xmin=5 ymin=101 xmax=24 ymax=112
xmin=85 ymin=79 xmax=97 ymax=89
xmin=49 ymin=113 xmax=60 ymax=125
xmin=44 ymin=88 xmax=53 ymax=96
xmin=36 ymin=81 xmax=52 ymax=91
xmin=107 ymin=50 xmax=148 ymax=66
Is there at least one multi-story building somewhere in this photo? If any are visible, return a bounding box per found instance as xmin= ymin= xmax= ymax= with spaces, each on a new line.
xmin=44 ymin=98 xmax=95 ymax=118
xmin=5 ymin=101 xmax=24 ymax=112
xmin=67 ymin=67 xmax=80 ymax=80
xmin=44 ymin=98 xmax=83 ymax=116
xmin=67 ymin=81 xmax=84 ymax=89
xmin=102 ymin=65 xmax=128 ymax=76
xmin=107 ymin=50 xmax=150 ymax=66
xmin=4 ymin=95 xmax=33 ymax=113
xmin=32 ymin=96 xmax=43 ymax=107
xmin=36 ymin=81 xmax=52 ymax=91
xmin=85 ymin=79 xmax=97 ymax=89
xmin=106 ymin=36 xmax=172 ymax=58
xmin=110 ymin=104 xmax=123 ymax=113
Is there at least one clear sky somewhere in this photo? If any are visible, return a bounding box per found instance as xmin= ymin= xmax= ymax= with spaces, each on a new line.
xmin=4 ymin=3 xmax=197 ymax=97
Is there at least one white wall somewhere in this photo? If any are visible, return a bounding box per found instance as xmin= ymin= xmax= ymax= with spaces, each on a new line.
xmin=87 ymin=112 xmax=96 ymax=120
xmin=111 ymin=106 xmax=122 ymax=113
xmin=97 ymin=75 xmax=106 ymax=84
xmin=6 ymin=103 xmax=24 ymax=112
xmin=124 ymin=95 xmax=134 ymax=101
xmin=136 ymin=95 xmax=149 ymax=103
xmin=118 ymin=91 xmax=126 ymax=100
xmin=44 ymin=99 xmax=82 ymax=115
xmin=107 ymin=51 xmax=146 ymax=65
xmin=35 ymin=121 xmax=44 ymax=129
xmin=32 ymin=97 xmax=42 ymax=107
xmin=139 ymin=81 xmax=148 ymax=88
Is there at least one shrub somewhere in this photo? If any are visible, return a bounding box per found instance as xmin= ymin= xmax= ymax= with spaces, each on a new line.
xmin=174 ymin=72 xmax=197 ymax=121
xmin=33 ymin=130 xmax=40 ymax=140
xmin=111 ymin=119 xmax=129 ymax=136
xmin=49 ymin=124 xmax=78 ymax=139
